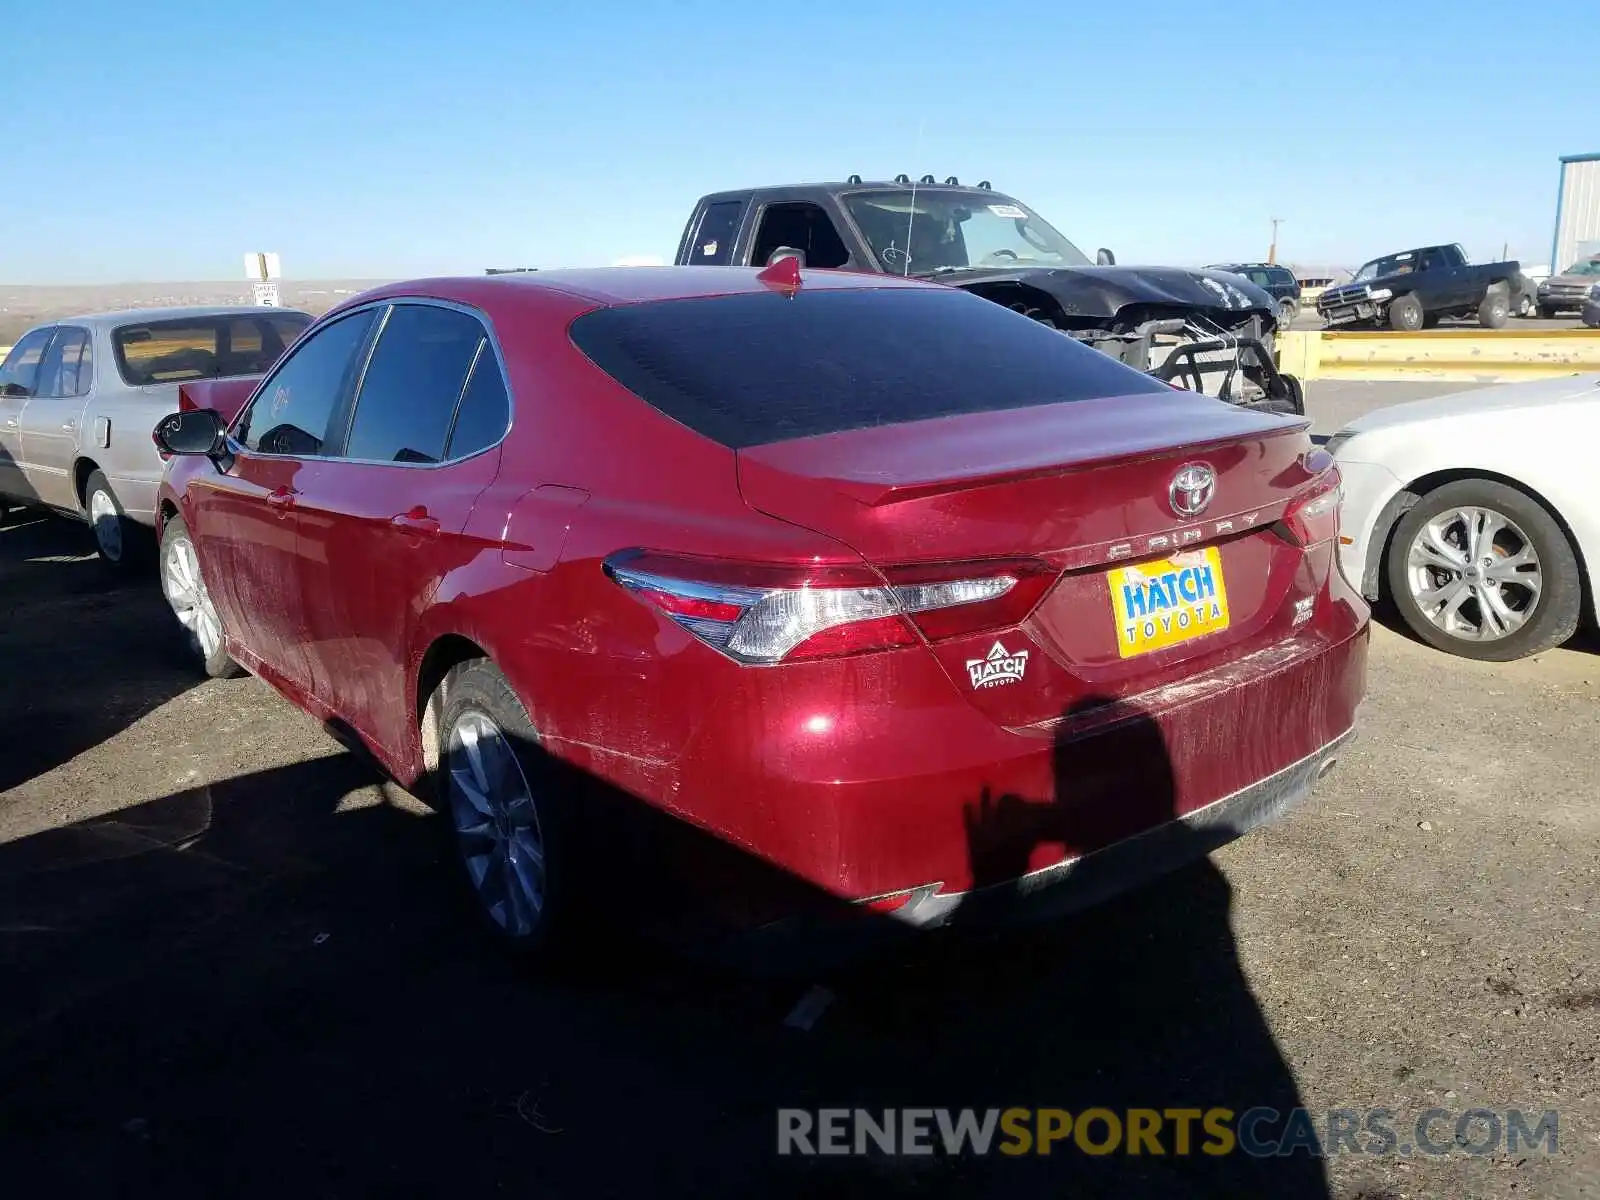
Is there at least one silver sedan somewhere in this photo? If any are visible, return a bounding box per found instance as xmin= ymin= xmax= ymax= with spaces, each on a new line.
xmin=0 ymin=306 xmax=310 ymax=567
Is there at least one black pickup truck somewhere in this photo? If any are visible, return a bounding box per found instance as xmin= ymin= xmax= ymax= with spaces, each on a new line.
xmin=675 ymin=176 xmax=1304 ymax=413
xmin=1316 ymin=244 xmax=1521 ymax=331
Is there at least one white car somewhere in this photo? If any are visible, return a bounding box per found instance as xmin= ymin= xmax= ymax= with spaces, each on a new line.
xmin=1329 ymin=373 xmax=1600 ymax=661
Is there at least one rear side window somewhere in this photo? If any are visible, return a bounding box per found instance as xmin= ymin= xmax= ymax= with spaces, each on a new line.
xmin=688 ymin=201 xmax=742 ymax=265
xmin=342 ymin=305 xmax=485 ymax=464
xmin=114 ymin=313 xmax=311 ymax=385
xmin=35 ymin=326 xmax=93 ymax=397
xmin=236 ymin=310 xmax=377 ymax=457
xmin=569 ymin=287 xmax=1168 ymax=449
xmin=446 ymin=350 xmax=511 ymax=459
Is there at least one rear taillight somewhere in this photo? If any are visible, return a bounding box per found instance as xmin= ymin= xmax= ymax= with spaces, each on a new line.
xmin=604 ymin=551 xmax=1054 ymax=664
xmin=1282 ymin=468 xmax=1342 ymax=548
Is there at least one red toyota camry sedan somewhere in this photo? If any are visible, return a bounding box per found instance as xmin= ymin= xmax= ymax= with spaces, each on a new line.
xmin=153 ymin=265 xmax=1368 ymax=956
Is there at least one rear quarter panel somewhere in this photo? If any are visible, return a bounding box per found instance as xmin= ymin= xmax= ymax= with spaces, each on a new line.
xmin=84 ymin=379 xmax=184 ymax=522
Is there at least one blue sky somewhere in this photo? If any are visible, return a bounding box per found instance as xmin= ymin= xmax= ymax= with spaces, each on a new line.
xmin=0 ymin=0 xmax=1593 ymax=282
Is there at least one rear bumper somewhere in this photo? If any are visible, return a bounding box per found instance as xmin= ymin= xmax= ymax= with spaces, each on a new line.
xmin=873 ymin=722 xmax=1354 ymax=931
xmin=648 ymin=601 xmax=1369 ymax=934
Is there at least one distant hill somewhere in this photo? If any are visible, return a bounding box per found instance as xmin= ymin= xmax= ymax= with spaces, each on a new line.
xmin=0 ymin=280 xmax=398 ymax=345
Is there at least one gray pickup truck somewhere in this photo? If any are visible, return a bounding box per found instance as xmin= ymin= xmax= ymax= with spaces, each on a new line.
xmin=0 ymin=306 xmax=311 ymax=567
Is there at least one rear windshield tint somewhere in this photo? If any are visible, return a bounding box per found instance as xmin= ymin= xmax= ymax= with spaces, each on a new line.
xmin=568 ymin=287 xmax=1168 ymax=449
xmin=114 ymin=312 xmax=311 ymax=386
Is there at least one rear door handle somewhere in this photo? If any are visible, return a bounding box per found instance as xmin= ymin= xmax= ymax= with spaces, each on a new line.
xmin=265 ymin=488 xmax=297 ymax=512
xmin=391 ymin=506 xmax=440 ymax=536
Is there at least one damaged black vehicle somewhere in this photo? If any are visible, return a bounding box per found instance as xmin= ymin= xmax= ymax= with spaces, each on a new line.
xmin=674 ymin=176 xmax=1304 ymax=414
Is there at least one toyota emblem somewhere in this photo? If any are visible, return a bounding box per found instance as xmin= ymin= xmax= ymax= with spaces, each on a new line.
xmin=1169 ymin=464 xmax=1216 ymax=517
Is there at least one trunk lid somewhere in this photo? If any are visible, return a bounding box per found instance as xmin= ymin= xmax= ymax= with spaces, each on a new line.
xmin=737 ymin=391 xmax=1327 ymax=725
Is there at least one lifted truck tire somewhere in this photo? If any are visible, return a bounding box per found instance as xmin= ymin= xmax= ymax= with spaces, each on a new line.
xmin=1477 ymin=285 xmax=1510 ymax=329
xmin=1387 ymin=294 xmax=1424 ymax=332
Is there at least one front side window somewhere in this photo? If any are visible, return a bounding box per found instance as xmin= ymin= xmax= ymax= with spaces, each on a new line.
xmin=235 ymin=310 xmax=377 ymax=457
xmin=35 ymin=327 xmax=93 ymax=397
xmin=750 ymin=203 xmax=850 ymax=268
xmin=342 ymin=305 xmax=486 ymax=464
xmin=0 ymin=327 xmax=57 ymax=397
xmin=843 ymin=190 xmax=1091 ymax=276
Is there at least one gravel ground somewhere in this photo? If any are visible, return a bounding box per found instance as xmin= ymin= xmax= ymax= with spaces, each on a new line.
xmin=1 ymin=386 xmax=1596 ymax=1197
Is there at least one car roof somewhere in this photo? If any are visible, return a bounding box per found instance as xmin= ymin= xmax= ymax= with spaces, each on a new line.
xmin=49 ymin=305 xmax=314 ymax=329
xmin=343 ymin=266 xmax=943 ymax=312
xmin=698 ymin=181 xmax=1014 ymax=205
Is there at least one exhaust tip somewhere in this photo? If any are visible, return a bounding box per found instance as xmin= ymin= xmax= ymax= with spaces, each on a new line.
xmin=1315 ymin=756 xmax=1339 ymax=780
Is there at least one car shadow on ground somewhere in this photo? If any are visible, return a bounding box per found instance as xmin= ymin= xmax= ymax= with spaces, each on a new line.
xmin=0 ymin=679 xmax=1332 ymax=1198
xmin=0 ymin=512 xmax=195 ymax=796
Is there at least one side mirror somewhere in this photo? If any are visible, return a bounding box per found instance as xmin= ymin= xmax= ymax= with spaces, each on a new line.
xmin=154 ymin=409 xmax=227 ymax=457
xmin=766 ymin=246 xmax=807 ymax=268
xmin=1096 ymin=247 xmax=1117 ymax=267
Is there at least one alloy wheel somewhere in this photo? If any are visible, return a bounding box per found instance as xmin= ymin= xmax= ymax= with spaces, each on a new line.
xmin=447 ymin=709 xmax=547 ymax=938
xmin=162 ymin=535 xmax=223 ymax=660
xmin=1405 ymin=506 xmax=1542 ymax=642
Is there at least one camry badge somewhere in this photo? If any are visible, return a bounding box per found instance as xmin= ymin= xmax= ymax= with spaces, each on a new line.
xmin=1169 ymin=464 xmax=1216 ymax=518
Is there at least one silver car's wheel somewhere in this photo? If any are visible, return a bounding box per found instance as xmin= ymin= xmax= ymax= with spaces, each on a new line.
xmin=159 ymin=516 xmax=242 ymax=678
xmin=447 ymin=709 xmax=548 ymax=940
xmin=1387 ymin=479 xmax=1581 ymax=662
xmin=1405 ymin=506 xmax=1541 ymax=642
xmin=84 ymin=469 xmax=140 ymax=571
xmin=89 ymin=485 xmax=123 ymax=562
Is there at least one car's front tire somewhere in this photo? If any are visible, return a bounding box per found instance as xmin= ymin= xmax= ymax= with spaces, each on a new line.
xmin=427 ymin=659 xmax=582 ymax=958
xmin=159 ymin=515 xmax=244 ymax=679
xmin=1387 ymin=294 xmax=1424 ymax=331
xmin=1386 ymin=479 xmax=1582 ymax=661
xmin=1537 ymin=304 xmax=1558 ymax=319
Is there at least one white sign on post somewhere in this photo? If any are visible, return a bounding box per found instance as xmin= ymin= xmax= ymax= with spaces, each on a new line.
xmin=251 ymin=281 xmax=282 ymax=307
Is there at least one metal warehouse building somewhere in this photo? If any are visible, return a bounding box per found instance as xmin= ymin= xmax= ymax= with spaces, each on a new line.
xmin=1552 ymin=151 xmax=1600 ymax=272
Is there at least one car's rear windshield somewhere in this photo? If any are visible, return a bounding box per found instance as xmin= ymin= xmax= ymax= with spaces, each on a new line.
xmin=568 ymin=287 xmax=1168 ymax=449
xmin=113 ymin=312 xmax=312 ymax=386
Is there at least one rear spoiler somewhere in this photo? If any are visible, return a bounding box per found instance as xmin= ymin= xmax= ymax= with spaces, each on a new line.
xmin=177 ymin=375 xmax=261 ymax=425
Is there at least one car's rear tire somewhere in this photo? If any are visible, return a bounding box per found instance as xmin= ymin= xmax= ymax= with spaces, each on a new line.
xmin=159 ymin=515 xmax=244 ymax=679
xmin=1477 ymin=285 xmax=1510 ymax=329
xmin=1387 ymin=294 xmax=1424 ymax=331
xmin=1386 ymin=479 xmax=1582 ymax=662
xmin=1278 ymin=299 xmax=1298 ymax=329
xmin=426 ymin=659 xmax=584 ymax=959
xmin=84 ymin=470 xmax=144 ymax=572
xmin=1515 ymin=291 xmax=1537 ymax=318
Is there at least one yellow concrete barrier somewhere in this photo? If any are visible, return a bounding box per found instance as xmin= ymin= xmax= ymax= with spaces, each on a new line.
xmin=1277 ymin=328 xmax=1600 ymax=383
xmin=0 ymin=345 xmax=10 ymax=361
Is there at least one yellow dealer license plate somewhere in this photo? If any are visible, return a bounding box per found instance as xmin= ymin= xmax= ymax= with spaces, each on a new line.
xmin=1108 ymin=547 xmax=1231 ymax=659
